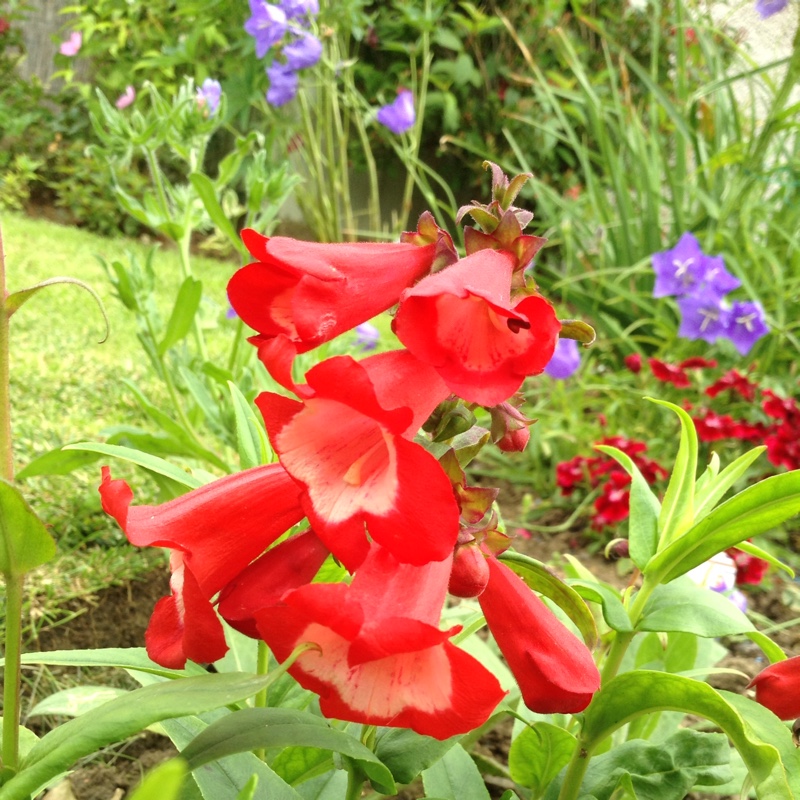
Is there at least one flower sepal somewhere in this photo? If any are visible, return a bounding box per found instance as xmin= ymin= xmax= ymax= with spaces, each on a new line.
xmin=400 ymin=211 xmax=459 ymax=273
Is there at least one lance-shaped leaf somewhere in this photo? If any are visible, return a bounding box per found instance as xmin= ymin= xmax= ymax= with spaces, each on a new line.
xmin=373 ymin=728 xmax=459 ymax=785
xmin=5 ymin=277 xmax=109 ymax=342
xmin=0 ymin=480 xmax=56 ymax=577
xmin=228 ymin=381 xmax=271 ymax=471
xmin=694 ymin=446 xmax=766 ymax=523
xmin=499 ymin=551 xmax=598 ymax=648
xmin=127 ymin=759 xmax=187 ymax=800
xmin=578 ymin=671 xmax=800 ymax=799
xmin=158 ymin=276 xmax=202 ymax=355
xmin=190 ymin=172 xmax=244 ymax=254
xmin=422 ymin=743 xmax=491 ymax=800
xmin=558 ymin=319 xmax=596 ymax=345
xmin=644 ymin=470 xmax=800 ymax=584
xmin=650 ymin=399 xmax=697 ymax=546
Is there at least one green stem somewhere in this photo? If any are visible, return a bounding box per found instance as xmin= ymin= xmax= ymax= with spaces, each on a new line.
xmin=0 ymin=225 xmax=12 ymax=481
xmin=178 ymin=231 xmax=209 ymax=364
xmin=556 ymin=745 xmax=591 ymax=800
xmin=144 ymin=148 xmax=172 ymax=224
xmin=2 ymin=574 xmax=24 ymax=773
xmin=345 ymin=764 xmax=366 ymax=800
xmin=253 ymin=640 xmax=270 ymax=761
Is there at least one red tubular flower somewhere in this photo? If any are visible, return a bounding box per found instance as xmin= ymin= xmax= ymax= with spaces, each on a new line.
xmin=392 ymin=249 xmax=561 ymax=406
xmin=648 ymin=358 xmax=690 ymax=388
xmin=748 ymin=655 xmax=800 ymax=720
xmin=478 ymin=556 xmax=600 ymax=713
xmin=257 ymin=351 xmax=458 ymax=570
xmin=99 ymin=464 xmax=305 ymax=668
xmin=257 ymin=544 xmax=506 ymax=739
xmin=227 ymin=230 xmax=435 ymax=353
xmin=218 ymin=528 xmax=330 ymax=639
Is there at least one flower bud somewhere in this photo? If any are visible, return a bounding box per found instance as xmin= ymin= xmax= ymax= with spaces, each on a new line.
xmin=449 ymin=543 xmax=490 ymax=598
xmin=497 ymin=426 xmax=530 ymax=453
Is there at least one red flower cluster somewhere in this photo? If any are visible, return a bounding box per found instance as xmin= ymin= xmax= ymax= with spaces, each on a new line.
xmin=556 ymin=436 xmax=667 ymax=530
xmin=100 ymin=168 xmax=600 ymax=740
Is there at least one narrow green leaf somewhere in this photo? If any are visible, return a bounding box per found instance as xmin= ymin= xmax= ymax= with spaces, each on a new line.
xmin=422 ymin=743 xmax=491 ymax=800
xmin=158 ymin=276 xmax=202 ymax=355
xmin=28 ymin=686 xmax=129 ymax=718
xmin=645 ymin=471 xmax=800 ymax=584
xmin=0 ymin=479 xmax=56 ymax=577
xmin=16 ymin=447 xmax=101 ymax=480
xmin=694 ymin=447 xmax=766 ymax=523
xmin=595 ymin=444 xmax=660 ymax=569
xmin=637 ymin=578 xmax=754 ymax=637
xmin=237 ymin=774 xmax=259 ymax=800
xmin=500 ymin=551 xmax=598 ymax=647
xmin=745 ymin=631 xmax=787 ymax=665
xmin=569 ymin=580 xmax=633 ymax=633
xmin=0 ymin=674 xmax=286 ymax=800
xmin=649 ymin=399 xmax=697 ymax=545
xmin=0 ymin=721 xmax=39 ymax=762
xmin=5 ymin=277 xmax=109 ymax=342
xmin=190 ymin=172 xmax=243 ymax=253
xmin=508 ymin=723 xmax=576 ymax=794
xmin=127 ymin=759 xmax=187 ymax=800
xmin=62 ymin=443 xmax=204 ymax=489
xmin=579 ymin=671 xmax=800 ymax=798
xmin=228 ymin=381 xmax=269 ymax=470
xmin=733 ymin=540 xmax=793 ymax=578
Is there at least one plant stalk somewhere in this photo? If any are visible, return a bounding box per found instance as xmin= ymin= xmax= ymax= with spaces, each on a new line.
xmin=0 ymin=225 xmax=12 ymax=482
xmin=253 ymin=640 xmax=270 ymax=761
xmin=2 ymin=574 xmax=24 ymax=773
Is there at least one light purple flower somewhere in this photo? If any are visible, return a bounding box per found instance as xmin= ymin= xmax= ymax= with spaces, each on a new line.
xmin=544 ymin=338 xmax=581 ymax=379
xmin=728 ymin=589 xmax=748 ymax=614
xmin=115 ymin=85 xmax=136 ymax=110
xmin=676 ymin=294 xmax=731 ymax=344
xmin=726 ymin=300 xmax=769 ymax=355
xmin=266 ymin=62 xmax=298 ymax=106
xmin=284 ymin=33 xmax=322 ymax=70
xmin=755 ymin=0 xmax=789 ymax=19
xmin=354 ymin=322 xmax=380 ymax=351
xmin=698 ymin=254 xmax=741 ymax=298
xmin=652 ymin=232 xmax=740 ymax=298
xmin=376 ymin=90 xmax=415 ymax=135
xmin=59 ymin=31 xmax=82 ymax=57
xmin=280 ymin=0 xmax=319 ymax=18
xmin=196 ymin=78 xmax=222 ymax=115
xmin=245 ymin=1 xmax=288 ymax=59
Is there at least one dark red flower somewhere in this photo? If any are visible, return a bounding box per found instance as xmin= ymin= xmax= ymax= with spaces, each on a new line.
xmin=679 ymin=356 xmax=717 ymax=370
xmin=592 ymin=471 xmax=632 ymax=529
xmin=705 ymin=369 xmax=758 ymax=401
xmin=624 ymin=353 xmax=642 ymax=373
xmin=726 ymin=547 xmax=769 ymax=585
xmin=693 ymin=410 xmax=736 ymax=441
xmin=648 ymin=358 xmax=690 ymax=388
xmin=0 ymin=18 xmax=10 ymax=35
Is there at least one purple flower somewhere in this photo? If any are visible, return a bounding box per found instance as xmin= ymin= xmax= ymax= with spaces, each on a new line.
xmin=245 ymin=1 xmax=288 ymax=59
xmin=266 ymin=62 xmax=298 ymax=106
xmin=354 ymin=322 xmax=380 ymax=351
xmin=376 ymin=90 xmax=415 ymax=135
xmin=652 ymin=232 xmax=740 ymax=298
xmin=544 ymin=338 xmax=581 ymax=379
xmin=59 ymin=31 xmax=82 ymax=57
xmin=728 ymin=589 xmax=748 ymax=614
xmin=726 ymin=300 xmax=769 ymax=355
xmin=755 ymin=0 xmax=789 ymax=18
xmin=196 ymin=78 xmax=222 ymax=115
xmin=676 ymin=294 xmax=731 ymax=344
xmin=280 ymin=0 xmax=319 ymax=18
xmin=115 ymin=85 xmax=136 ymax=110
xmin=284 ymin=33 xmax=322 ymax=70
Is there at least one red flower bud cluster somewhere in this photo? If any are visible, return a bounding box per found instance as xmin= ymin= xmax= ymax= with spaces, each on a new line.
xmin=557 ymin=436 xmax=667 ymax=530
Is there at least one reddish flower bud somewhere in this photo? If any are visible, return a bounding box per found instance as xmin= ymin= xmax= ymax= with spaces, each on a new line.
xmin=624 ymin=353 xmax=642 ymax=373
xmin=449 ymin=543 xmax=490 ymax=597
xmin=748 ymin=655 xmax=800 ymax=720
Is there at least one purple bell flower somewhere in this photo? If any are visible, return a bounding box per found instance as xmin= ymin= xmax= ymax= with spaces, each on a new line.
xmin=245 ymin=1 xmax=288 ymax=59
xmin=376 ymin=90 xmax=415 ymax=135
xmin=280 ymin=0 xmax=319 ymax=17
xmin=284 ymin=33 xmax=322 ymax=70
xmin=196 ymin=79 xmax=222 ymax=115
xmin=266 ymin=62 xmax=298 ymax=106
xmin=652 ymin=232 xmax=740 ymax=298
xmin=676 ymin=295 xmax=731 ymax=344
xmin=726 ymin=300 xmax=769 ymax=355
xmin=755 ymin=0 xmax=789 ymax=18
xmin=544 ymin=338 xmax=581 ymax=379
xmin=354 ymin=322 xmax=380 ymax=351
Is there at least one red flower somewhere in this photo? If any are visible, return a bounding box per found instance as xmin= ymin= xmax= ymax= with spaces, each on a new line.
xmin=99 ymin=464 xmax=305 ymax=668
xmin=592 ymin=471 xmax=632 ymax=529
xmin=762 ymin=390 xmax=798 ymax=421
xmin=478 ymin=556 xmax=600 ymax=713
xmin=624 ymin=353 xmax=642 ymax=373
xmin=227 ymin=230 xmax=435 ymax=354
xmin=648 ymin=358 xmax=690 ymax=388
xmin=0 ymin=17 xmax=9 ymax=35
xmin=678 ymin=356 xmax=717 ymax=370
xmin=748 ymin=655 xmax=800 ymax=720
xmin=705 ymin=369 xmax=758 ymax=402
xmin=258 ymin=544 xmax=506 ymax=739
xmin=393 ymin=249 xmax=560 ymax=405
xmin=257 ymin=351 xmax=458 ymax=570
xmin=726 ymin=548 xmax=769 ymax=585
xmin=693 ymin=410 xmax=736 ymax=441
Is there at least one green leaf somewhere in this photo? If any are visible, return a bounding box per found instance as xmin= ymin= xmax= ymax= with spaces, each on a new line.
xmin=190 ymin=172 xmax=243 ymax=253
xmin=500 ymin=551 xmax=598 ymax=647
xmin=569 ymin=580 xmax=633 ymax=633
xmin=734 ymin=540 xmax=794 ymax=578
xmin=644 ymin=470 xmax=800 ymax=584
xmin=745 ymin=631 xmax=788 ymax=665
xmin=180 ymin=708 xmax=396 ymax=795
xmin=374 ymin=728 xmax=459 ymax=785
xmin=0 ymin=479 xmax=56 ymax=576
xmin=508 ymin=722 xmax=576 ymax=794
xmin=543 ymin=729 xmax=731 ymax=800
xmin=595 ymin=445 xmax=660 ymax=569
xmin=0 ymin=674 xmax=288 ymax=800
xmin=158 ymin=277 xmax=202 ymax=355
xmin=579 ymin=671 xmax=800 ymax=798
xmin=228 ymin=381 xmax=270 ymax=470
xmin=16 ymin=446 xmax=102 ymax=480
xmin=271 ymin=746 xmax=333 ymax=786
xmin=27 ymin=686 xmax=129 ymax=718
xmin=62 ymin=443 xmax=204 ymax=489
xmin=694 ymin=447 xmax=766 ymax=523
xmin=637 ymin=578 xmax=754 ymax=637
xmin=5 ymin=277 xmax=109 ymax=342
xmin=128 ymin=759 xmax=187 ymax=800
xmin=0 ymin=721 xmax=39 ymax=762
xmin=422 ymin=744 xmax=491 ymax=800
xmin=649 ymin=399 xmax=697 ymax=545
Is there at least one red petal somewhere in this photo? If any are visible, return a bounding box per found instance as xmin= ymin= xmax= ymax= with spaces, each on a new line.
xmin=749 ymin=655 xmax=800 ymax=720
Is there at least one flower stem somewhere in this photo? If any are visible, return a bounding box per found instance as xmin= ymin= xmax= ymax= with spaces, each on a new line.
xmin=345 ymin=764 xmax=365 ymax=800
xmin=253 ymin=640 xmax=270 ymax=761
xmin=2 ymin=574 xmax=24 ymax=773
